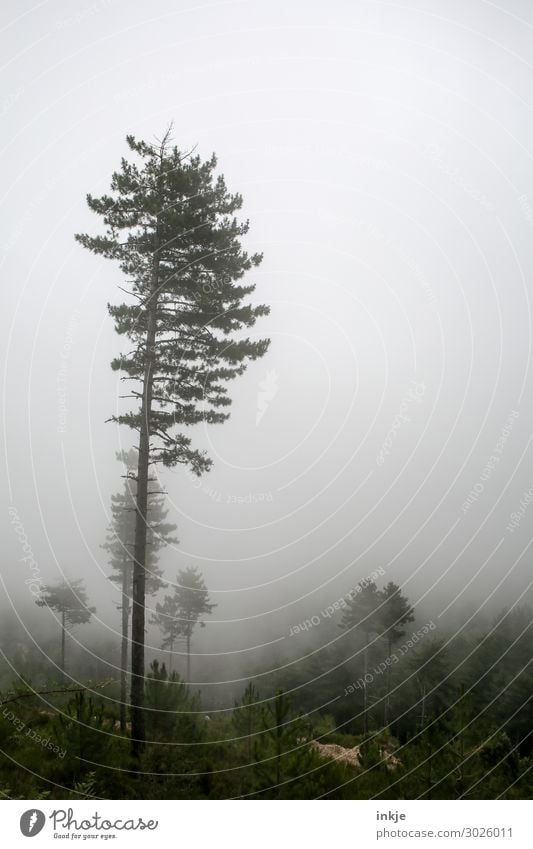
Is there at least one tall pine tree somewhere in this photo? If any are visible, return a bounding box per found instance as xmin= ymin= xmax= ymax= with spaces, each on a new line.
xmin=76 ymin=128 xmax=270 ymax=756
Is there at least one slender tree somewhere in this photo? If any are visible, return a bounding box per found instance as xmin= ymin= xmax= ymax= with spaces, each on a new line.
xmin=253 ymin=690 xmax=313 ymax=798
xmin=144 ymin=660 xmax=201 ymax=743
xmin=35 ymin=580 xmax=95 ymax=675
xmin=340 ymin=580 xmax=382 ymax=735
xmin=150 ymin=589 xmax=181 ymax=674
xmin=76 ymin=128 xmax=270 ymax=756
xmin=378 ymin=581 xmax=414 ymax=727
xmin=233 ymin=682 xmax=261 ymax=761
xmin=151 ymin=566 xmax=215 ymax=681
xmin=408 ymin=638 xmax=449 ymax=729
xmin=103 ymin=450 xmax=176 ymax=731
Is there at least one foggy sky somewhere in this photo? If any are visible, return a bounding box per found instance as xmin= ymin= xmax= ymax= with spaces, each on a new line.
xmin=2 ymin=0 xmax=533 ymax=684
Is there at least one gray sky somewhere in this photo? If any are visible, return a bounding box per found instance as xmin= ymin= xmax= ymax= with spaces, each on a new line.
xmin=2 ymin=0 xmax=533 ymax=680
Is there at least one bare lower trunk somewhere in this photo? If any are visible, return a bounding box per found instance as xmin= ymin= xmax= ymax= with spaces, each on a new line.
xmin=120 ymin=569 xmax=130 ymax=733
xmin=186 ymin=632 xmax=191 ymax=683
xmin=425 ymin=740 xmax=432 ymax=792
xmin=384 ymin=635 xmax=392 ymax=727
xmin=61 ymin=609 xmax=66 ymax=678
xmin=130 ymin=259 xmax=159 ymax=762
xmin=363 ymin=633 xmax=369 ymax=735
xmin=168 ymin=639 xmax=174 ymax=675
xmin=420 ymin=682 xmax=426 ymax=729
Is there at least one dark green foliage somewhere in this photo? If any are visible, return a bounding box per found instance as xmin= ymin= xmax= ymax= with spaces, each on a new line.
xmin=51 ymin=692 xmax=111 ymax=784
xmin=0 ymin=603 xmax=532 ymax=799
xmin=75 ymin=131 xmax=270 ymax=472
xmin=252 ymin=690 xmax=314 ymax=798
xmin=144 ymin=660 xmax=204 ymax=744
xmin=140 ymin=661 xmax=206 ymax=798
xmin=232 ymin=682 xmax=261 ymax=761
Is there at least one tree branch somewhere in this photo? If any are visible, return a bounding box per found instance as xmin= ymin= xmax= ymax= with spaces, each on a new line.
xmin=0 ymin=679 xmax=115 ymax=707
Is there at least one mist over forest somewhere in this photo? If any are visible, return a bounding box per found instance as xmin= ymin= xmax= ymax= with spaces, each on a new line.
xmin=1 ymin=0 xmax=532 ymax=802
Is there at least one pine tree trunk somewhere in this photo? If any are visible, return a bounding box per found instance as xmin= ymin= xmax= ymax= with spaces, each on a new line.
xmin=120 ymin=567 xmax=130 ymax=733
xmin=168 ymin=638 xmax=173 ymax=675
xmin=384 ymin=634 xmax=392 ymax=727
xmin=457 ymin=683 xmax=465 ymax=793
xmin=363 ymin=632 xmax=369 ymax=736
xmin=130 ymin=247 xmax=159 ymax=761
xmin=425 ymin=738 xmax=432 ymax=793
xmin=420 ymin=683 xmax=426 ymax=729
xmin=61 ymin=609 xmax=66 ymax=677
xmin=275 ymin=701 xmax=282 ymax=789
xmin=186 ymin=632 xmax=191 ymax=683
xmin=246 ymin=713 xmax=253 ymax=761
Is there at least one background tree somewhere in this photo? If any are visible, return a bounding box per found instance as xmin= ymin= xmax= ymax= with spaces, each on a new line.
xmin=144 ymin=659 xmax=203 ymax=744
xmin=151 ymin=566 xmax=215 ymax=681
xmin=76 ymin=128 xmax=270 ymax=757
xmin=51 ymin=691 xmax=110 ymax=787
xmin=253 ymin=690 xmax=315 ymax=798
xmin=232 ymin=682 xmax=261 ymax=761
xmin=340 ymin=580 xmax=382 ymax=734
xmin=141 ymin=660 xmax=206 ymax=796
xmin=378 ymin=581 xmax=414 ymax=726
xmin=408 ymin=638 xmax=449 ymax=729
xmin=2 ymin=605 xmax=533 ymax=800
xmin=103 ymin=450 xmax=176 ymax=731
xmin=150 ymin=590 xmax=181 ymax=674
xmin=35 ymin=580 xmax=95 ymax=675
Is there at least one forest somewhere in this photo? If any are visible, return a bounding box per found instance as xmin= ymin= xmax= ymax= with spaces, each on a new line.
xmin=0 ymin=573 xmax=532 ymax=799
xmin=3 ymin=2 xmax=533 ymax=807
xmin=2 ymin=123 xmax=532 ymax=802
